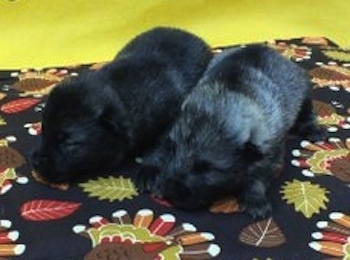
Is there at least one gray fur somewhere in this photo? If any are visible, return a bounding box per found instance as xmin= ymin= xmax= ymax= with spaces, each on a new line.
xmin=135 ymin=44 xmax=325 ymax=219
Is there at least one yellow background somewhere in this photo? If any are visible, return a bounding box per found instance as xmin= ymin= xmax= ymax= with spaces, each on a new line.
xmin=0 ymin=0 xmax=349 ymax=69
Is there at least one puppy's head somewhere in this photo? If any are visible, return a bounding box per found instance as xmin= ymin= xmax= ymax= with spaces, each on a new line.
xmin=32 ymin=74 xmax=131 ymax=184
xmin=143 ymin=121 xmax=263 ymax=210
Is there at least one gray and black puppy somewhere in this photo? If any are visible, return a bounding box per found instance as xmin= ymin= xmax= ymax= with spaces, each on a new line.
xmin=31 ymin=27 xmax=212 ymax=185
xmin=136 ymin=45 xmax=325 ymax=219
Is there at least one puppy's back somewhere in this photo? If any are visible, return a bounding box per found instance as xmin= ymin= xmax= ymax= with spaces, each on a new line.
xmin=115 ymin=27 xmax=212 ymax=85
xmin=204 ymin=45 xmax=309 ymax=133
xmin=205 ymin=45 xmax=308 ymax=94
xmin=98 ymin=27 xmax=212 ymax=153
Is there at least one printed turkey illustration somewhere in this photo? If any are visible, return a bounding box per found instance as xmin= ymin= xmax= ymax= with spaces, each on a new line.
xmin=10 ymin=69 xmax=71 ymax=96
xmin=312 ymin=100 xmax=350 ymax=132
xmin=313 ymin=100 xmax=337 ymax=117
xmin=0 ymin=139 xmax=27 ymax=195
xmin=292 ymin=139 xmax=350 ymax=183
xmin=310 ymin=63 xmax=350 ymax=90
xmin=0 ymin=145 xmax=25 ymax=170
xmin=84 ymin=241 xmax=171 ymax=260
xmin=73 ymin=209 xmax=221 ymax=259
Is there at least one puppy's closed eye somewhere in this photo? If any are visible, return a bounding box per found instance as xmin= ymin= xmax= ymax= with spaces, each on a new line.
xmin=193 ymin=159 xmax=236 ymax=178
xmin=193 ymin=160 xmax=214 ymax=173
xmin=57 ymin=130 xmax=72 ymax=142
xmin=57 ymin=129 xmax=86 ymax=146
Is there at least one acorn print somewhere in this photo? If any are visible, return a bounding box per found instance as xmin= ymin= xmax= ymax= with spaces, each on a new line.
xmin=309 ymin=212 xmax=350 ymax=258
xmin=0 ymin=139 xmax=28 ymax=195
xmin=73 ymin=209 xmax=221 ymax=259
xmin=10 ymin=68 xmax=76 ymax=97
xmin=313 ymin=100 xmax=350 ymax=132
xmin=291 ymin=138 xmax=350 ymax=183
xmin=310 ymin=62 xmax=350 ymax=91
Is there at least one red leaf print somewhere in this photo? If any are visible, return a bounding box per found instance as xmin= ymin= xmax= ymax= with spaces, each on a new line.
xmin=20 ymin=200 xmax=81 ymax=221
xmin=1 ymin=98 xmax=40 ymax=114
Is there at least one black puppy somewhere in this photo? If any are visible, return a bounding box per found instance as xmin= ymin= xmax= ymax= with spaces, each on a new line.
xmin=31 ymin=27 xmax=212 ymax=185
xmin=136 ymin=45 xmax=325 ymax=219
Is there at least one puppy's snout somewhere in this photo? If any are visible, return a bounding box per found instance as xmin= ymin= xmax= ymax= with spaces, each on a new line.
xmin=151 ymin=188 xmax=163 ymax=198
xmin=31 ymin=150 xmax=48 ymax=171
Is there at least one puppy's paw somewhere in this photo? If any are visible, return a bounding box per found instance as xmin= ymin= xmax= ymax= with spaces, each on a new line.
xmin=238 ymin=178 xmax=272 ymax=219
xmin=240 ymin=198 xmax=272 ymax=219
xmin=295 ymin=123 xmax=328 ymax=142
xmin=305 ymin=125 xmax=328 ymax=143
xmin=134 ymin=165 xmax=159 ymax=194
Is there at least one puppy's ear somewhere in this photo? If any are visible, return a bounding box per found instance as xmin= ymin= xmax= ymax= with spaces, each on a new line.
xmin=163 ymin=137 xmax=176 ymax=153
xmin=100 ymin=105 xmax=131 ymax=139
xmin=238 ymin=141 xmax=264 ymax=162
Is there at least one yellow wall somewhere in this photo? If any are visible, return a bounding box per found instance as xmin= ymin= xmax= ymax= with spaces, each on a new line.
xmin=0 ymin=0 xmax=349 ymax=69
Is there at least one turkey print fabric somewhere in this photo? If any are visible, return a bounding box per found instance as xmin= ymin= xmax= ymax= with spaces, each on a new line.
xmin=0 ymin=37 xmax=350 ymax=259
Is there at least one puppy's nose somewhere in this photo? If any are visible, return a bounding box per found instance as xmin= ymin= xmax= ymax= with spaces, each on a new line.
xmin=152 ymin=191 xmax=163 ymax=198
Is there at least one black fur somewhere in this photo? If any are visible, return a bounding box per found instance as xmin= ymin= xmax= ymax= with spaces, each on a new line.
xmin=135 ymin=45 xmax=326 ymax=219
xmin=31 ymin=27 xmax=212 ymax=184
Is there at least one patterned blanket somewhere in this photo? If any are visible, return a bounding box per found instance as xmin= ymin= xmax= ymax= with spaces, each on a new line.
xmin=1 ymin=37 xmax=350 ymax=259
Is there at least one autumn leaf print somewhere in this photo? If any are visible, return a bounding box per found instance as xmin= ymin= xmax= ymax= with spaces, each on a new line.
xmin=280 ymin=180 xmax=329 ymax=218
xmin=239 ymin=217 xmax=286 ymax=247
xmin=209 ymin=198 xmax=240 ymax=214
xmin=79 ymin=176 xmax=139 ymax=202
xmin=0 ymin=116 xmax=5 ymax=126
xmin=20 ymin=200 xmax=81 ymax=221
xmin=0 ymin=98 xmax=40 ymax=114
xmin=322 ymin=48 xmax=350 ymax=62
